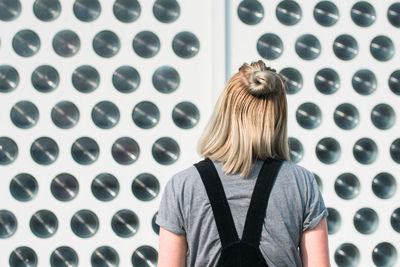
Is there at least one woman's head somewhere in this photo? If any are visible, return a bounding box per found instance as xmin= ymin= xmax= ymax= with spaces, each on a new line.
xmin=197 ymin=59 xmax=291 ymax=178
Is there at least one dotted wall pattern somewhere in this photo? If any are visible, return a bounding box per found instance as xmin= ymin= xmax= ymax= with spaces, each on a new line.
xmin=0 ymin=0 xmax=214 ymax=266
xmin=231 ymin=0 xmax=400 ymax=266
xmin=1 ymin=0 xmax=400 ymax=266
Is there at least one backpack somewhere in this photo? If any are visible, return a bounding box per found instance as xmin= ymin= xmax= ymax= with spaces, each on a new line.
xmin=193 ymin=157 xmax=283 ymax=267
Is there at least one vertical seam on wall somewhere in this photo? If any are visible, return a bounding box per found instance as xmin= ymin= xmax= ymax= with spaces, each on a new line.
xmin=212 ymin=0 xmax=227 ymax=104
xmin=225 ymin=0 xmax=231 ymax=83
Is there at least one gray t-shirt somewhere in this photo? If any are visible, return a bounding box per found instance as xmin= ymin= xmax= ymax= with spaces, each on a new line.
xmin=155 ymin=159 xmax=329 ymax=267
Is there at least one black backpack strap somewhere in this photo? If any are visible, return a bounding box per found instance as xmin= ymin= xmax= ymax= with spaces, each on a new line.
xmin=241 ymin=157 xmax=283 ymax=247
xmin=193 ymin=158 xmax=240 ymax=247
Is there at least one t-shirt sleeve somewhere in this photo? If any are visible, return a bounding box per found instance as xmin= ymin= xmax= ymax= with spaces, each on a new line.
xmin=302 ymin=171 xmax=329 ymax=232
xmin=155 ymin=176 xmax=186 ymax=235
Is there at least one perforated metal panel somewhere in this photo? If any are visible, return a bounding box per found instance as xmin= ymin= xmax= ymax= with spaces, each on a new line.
xmin=1 ymin=0 xmax=400 ymax=266
xmin=0 ymin=0 xmax=216 ymax=266
xmin=230 ymin=1 xmax=400 ymax=266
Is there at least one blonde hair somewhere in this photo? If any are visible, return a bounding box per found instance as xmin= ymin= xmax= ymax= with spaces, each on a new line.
xmin=196 ymin=59 xmax=291 ymax=178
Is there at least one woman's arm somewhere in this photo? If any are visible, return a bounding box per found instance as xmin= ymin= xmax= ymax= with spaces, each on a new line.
xmin=300 ymin=217 xmax=330 ymax=267
xmin=158 ymin=226 xmax=188 ymax=267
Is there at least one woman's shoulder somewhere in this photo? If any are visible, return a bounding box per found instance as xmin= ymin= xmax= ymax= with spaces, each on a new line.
xmin=165 ymin=164 xmax=202 ymax=191
xmin=280 ymin=160 xmax=315 ymax=177
xmin=278 ymin=160 xmax=319 ymax=191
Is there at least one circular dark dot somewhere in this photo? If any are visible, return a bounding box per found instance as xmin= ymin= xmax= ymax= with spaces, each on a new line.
xmin=112 ymin=66 xmax=140 ymax=93
xmin=0 ymin=65 xmax=19 ymax=93
xmin=371 ymin=103 xmax=396 ymax=130
xmin=296 ymin=102 xmax=322 ymax=129
xmin=237 ymin=0 xmax=264 ymax=25
xmin=9 ymin=246 xmax=37 ymax=267
xmin=0 ymin=137 xmax=18 ymax=165
xmin=370 ymin=35 xmax=395 ymax=62
xmin=91 ymin=101 xmax=120 ymax=129
xmin=72 ymin=65 xmax=100 ymax=93
xmin=351 ymin=1 xmax=376 ymax=27
xmin=279 ymin=67 xmax=303 ymax=94
xmin=10 ymin=101 xmax=39 ymax=129
xmin=53 ymin=30 xmax=80 ymax=57
xmin=152 ymin=65 xmax=180 ymax=94
xmin=390 ymin=138 xmax=400 ymax=164
xmin=10 ymin=173 xmax=38 ymax=202
xmin=391 ymin=208 xmax=400 ymax=233
xmin=30 ymin=209 xmax=58 ymax=238
xmin=73 ymin=0 xmax=101 ymax=22
xmin=334 ymin=103 xmax=360 ymax=130
xmin=314 ymin=68 xmax=340 ymax=95
xmin=111 ymin=209 xmax=139 ymax=237
xmin=172 ymin=101 xmax=200 ymax=129
xmin=132 ymin=31 xmax=160 ymax=58
xmin=288 ymin=137 xmax=303 ymax=163
xmin=113 ymin=0 xmax=140 ymax=23
xmin=132 ymin=173 xmax=160 ymax=201
xmin=172 ymin=31 xmax=200 ymax=59
xmin=353 ymin=207 xmax=379 ymax=234
xmin=33 ymin=0 xmax=61 ymax=22
xmin=313 ymin=1 xmax=339 ymax=27
xmin=153 ymin=0 xmax=180 ymax=23
xmin=112 ymin=137 xmax=140 ymax=165
xmin=313 ymin=173 xmax=323 ymax=192
xmin=51 ymin=173 xmax=79 ymax=202
xmin=12 ymin=29 xmax=41 ymax=57
xmin=31 ymin=65 xmax=60 ymax=93
xmin=327 ymin=207 xmax=341 ymax=235
xmin=91 ymin=173 xmax=119 ymax=201
xmin=316 ymin=137 xmax=341 ymax=164
xmin=91 ymin=246 xmax=119 ymax=266
xmin=152 ymin=212 xmax=160 ymax=235
xmin=257 ymin=33 xmax=283 ymax=60
xmin=152 ymin=137 xmax=180 ymax=165
xmin=335 ymin=173 xmax=360 ymax=200
xmin=50 ymin=246 xmax=79 ymax=267
xmin=389 ymin=70 xmax=400 ymax=96
xmin=131 ymin=246 xmax=158 ymax=267
xmin=71 ymin=209 xmax=99 ymax=238
xmin=372 ymin=172 xmax=396 ymax=199
xmin=352 ymin=137 xmax=378 ymax=165
xmin=0 ymin=210 xmax=17 ymax=238
xmin=0 ymin=0 xmax=21 ymax=21
xmin=352 ymin=69 xmax=377 ymax=95
xmin=333 ymin=34 xmax=359 ymax=60
xmin=71 ymin=137 xmax=99 ymax=165
xmin=30 ymin=136 xmax=59 ymax=165
xmin=372 ymin=242 xmax=398 ymax=267
xmin=276 ymin=0 xmax=302 ymax=26
xmin=132 ymin=101 xmax=160 ymax=129
xmin=93 ymin=30 xmax=120 ymax=58
xmin=334 ymin=243 xmax=360 ymax=267
xmin=51 ymin=101 xmax=80 ymax=129
xmin=387 ymin=2 xmax=400 ymax=28
xmin=295 ymin=34 xmax=321 ymax=60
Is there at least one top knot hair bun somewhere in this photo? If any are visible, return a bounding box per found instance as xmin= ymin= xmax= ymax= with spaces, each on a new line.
xmin=238 ymin=60 xmax=287 ymax=98
xmin=247 ymin=69 xmax=280 ymax=97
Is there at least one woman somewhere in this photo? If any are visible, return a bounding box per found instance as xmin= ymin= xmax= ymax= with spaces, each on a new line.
xmin=156 ymin=60 xmax=330 ymax=266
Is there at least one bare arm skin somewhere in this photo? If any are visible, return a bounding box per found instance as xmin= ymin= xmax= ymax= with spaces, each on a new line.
xmin=300 ymin=217 xmax=330 ymax=267
xmin=157 ymin=226 xmax=188 ymax=267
